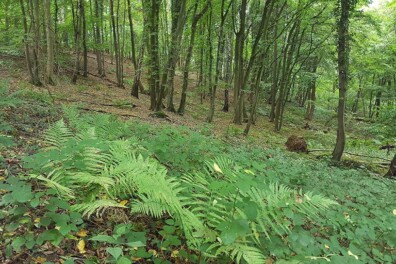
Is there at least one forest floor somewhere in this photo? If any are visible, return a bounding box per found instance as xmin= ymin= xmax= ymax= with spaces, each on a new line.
xmin=0 ymin=53 xmax=391 ymax=174
xmin=1 ymin=53 xmax=395 ymax=264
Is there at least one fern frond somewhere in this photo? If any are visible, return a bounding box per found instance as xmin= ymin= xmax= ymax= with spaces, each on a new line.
xmin=71 ymin=200 xmax=126 ymax=218
xmin=70 ymin=172 xmax=115 ymax=191
xmin=30 ymin=174 xmax=74 ymax=198
xmin=44 ymin=119 xmax=73 ymax=150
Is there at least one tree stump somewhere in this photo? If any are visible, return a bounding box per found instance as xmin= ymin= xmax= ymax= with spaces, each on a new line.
xmin=285 ymin=135 xmax=308 ymax=153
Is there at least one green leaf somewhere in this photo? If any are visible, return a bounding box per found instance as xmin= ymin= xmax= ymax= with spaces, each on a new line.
xmin=90 ymin=235 xmax=117 ymax=244
xmin=107 ymin=247 xmax=123 ymax=260
xmin=125 ymin=232 xmax=146 ymax=247
xmin=11 ymin=237 xmax=26 ymax=252
xmin=218 ymin=219 xmax=250 ymax=245
xmin=30 ymin=198 xmax=40 ymax=208
xmin=117 ymin=256 xmax=132 ymax=264
xmin=12 ymin=184 xmax=33 ymax=203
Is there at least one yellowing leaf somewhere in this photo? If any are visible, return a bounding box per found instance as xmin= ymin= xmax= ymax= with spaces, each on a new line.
xmin=34 ymin=256 xmax=47 ymax=264
xmin=131 ymin=257 xmax=142 ymax=261
xmin=324 ymin=244 xmax=330 ymax=250
xmin=0 ymin=176 xmax=5 ymax=181
xmin=393 ymin=209 xmax=396 ymax=215
xmin=119 ymin=200 xmax=128 ymax=206
xmin=77 ymin=240 xmax=86 ymax=254
xmin=348 ymin=250 xmax=358 ymax=260
xmin=55 ymin=226 xmax=61 ymax=230
xmin=244 ymin=169 xmax=255 ymax=175
xmin=171 ymin=250 xmax=179 ymax=258
xmin=213 ymin=163 xmax=223 ymax=173
xmin=77 ymin=229 xmax=89 ymax=237
xmin=34 ymin=218 xmax=40 ymax=223
xmin=148 ymin=249 xmax=158 ymax=257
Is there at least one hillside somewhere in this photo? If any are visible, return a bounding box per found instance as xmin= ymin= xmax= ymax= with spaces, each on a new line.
xmin=0 ymin=52 xmax=395 ymax=263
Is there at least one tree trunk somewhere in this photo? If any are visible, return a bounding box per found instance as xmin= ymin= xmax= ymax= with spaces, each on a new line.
xmin=30 ymin=0 xmax=42 ymax=86
xmin=305 ymin=57 xmax=320 ymax=120
xmin=82 ymin=0 xmax=88 ymax=77
xmin=20 ymin=0 xmax=36 ymax=85
xmin=332 ymin=0 xmax=352 ymax=162
xmin=177 ymin=0 xmax=210 ymax=115
xmin=207 ymin=0 xmax=230 ymax=122
xmin=232 ymin=0 xmax=247 ymax=124
xmin=158 ymin=0 xmax=187 ymax=111
xmin=44 ymin=0 xmax=55 ymax=85
xmin=110 ymin=0 xmax=123 ymax=87
xmin=72 ymin=0 xmax=83 ymax=84
xmin=145 ymin=0 xmax=161 ymax=110
xmin=93 ymin=0 xmax=105 ymax=77
xmin=385 ymin=154 xmax=396 ymax=178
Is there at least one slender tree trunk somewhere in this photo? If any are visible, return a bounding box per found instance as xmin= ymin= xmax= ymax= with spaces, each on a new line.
xmin=305 ymin=57 xmax=320 ymax=120
xmin=177 ymin=0 xmax=210 ymax=115
xmin=30 ymin=0 xmax=42 ymax=85
xmin=385 ymin=154 xmax=396 ymax=178
xmin=145 ymin=0 xmax=161 ymax=110
xmin=20 ymin=0 xmax=36 ymax=85
xmin=82 ymin=0 xmax=88 ymax=77
xmin=72 ymin=0 xmax=82 ymax=84
xmin=93 ymin=0 xmax=105 ymax=77
xmin=127 ymin=0 xmax=138 ymax=70
xmin=44 ymin=0 xmax=55 ymax=85
xmin=332 ymin=0 xmax=352 ymax=162
xmin=269 ymin=19 xmax=279 ymax=122
xmin=207 ymin=0 xmax=231 ymax=122
xmin=158 ymin=0 xmax=187 ymax=111
xmin=233 ymin=0 xmax=247 ymax=124
xmin=110 ymin=0 xmax=123 ymax=87
xmin=222 ymin=31 xmax=232 ymax=112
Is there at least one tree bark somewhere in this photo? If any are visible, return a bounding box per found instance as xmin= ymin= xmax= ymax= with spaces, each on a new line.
xmin=158 ymin=0 xmax=187 ymax=111
xmin=385 ymin=154 xmax=396 ymax=178
xmin=20 ymin=0 xmax=36 ymax=85
xmin=177 ymin=0 xmax=210 ymax=115
xmin=44 ymin=0 xmax=55 ymax=85
xmin=110 ymin=0 xmax=123 ymax=87
xmin=332 ymin=0 xmax=352 ymax=162
xmin=207 ymin=0 xmax=231 ymax=122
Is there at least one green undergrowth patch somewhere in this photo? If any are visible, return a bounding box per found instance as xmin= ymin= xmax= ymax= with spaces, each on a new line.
xmin=0 ymin=101 xmax=395 ymax=263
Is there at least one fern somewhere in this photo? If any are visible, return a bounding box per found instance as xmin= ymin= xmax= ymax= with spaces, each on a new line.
xmin=180 ymin=157 xmax=337 ymax=263
xmin=71 ymin=200 xmax=126 ymax=218
xmin=28 ymin=112 xmax=337 ymax=264
xmin=43 ymin=119 xmax=73 ymax=150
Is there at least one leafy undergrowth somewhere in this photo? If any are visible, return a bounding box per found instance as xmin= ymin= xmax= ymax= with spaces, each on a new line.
xmin=0 ymin=88 xmax=395 ymax=264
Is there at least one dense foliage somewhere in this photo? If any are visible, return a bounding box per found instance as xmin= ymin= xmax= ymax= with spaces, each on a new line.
xmin=1 ymin=88 xmax=395 ymax=263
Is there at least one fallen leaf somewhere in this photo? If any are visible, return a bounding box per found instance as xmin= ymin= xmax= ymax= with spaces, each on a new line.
xmin=171 ymin=250 xmax=179 ymax=258
xmin=77 ymin=240 xmax=86 ymax=254
xmin=213 ymin=163 xmax=223 ymax=173
xmin=77 ymin=229 xmax=89 ymax=237
xmin=34 ymin=256 xmax=47 ymax=263
xmin=148 ymin=249 xmax=157 ymax=257
xmin=119 ymin=200 xmax=128 ymax=206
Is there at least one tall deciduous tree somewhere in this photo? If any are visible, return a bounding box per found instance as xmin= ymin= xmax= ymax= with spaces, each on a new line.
xmin=44 ymin=0 xmax=55 ymax=85
xmin=332 ymin=0 xmax=354 ymax=161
